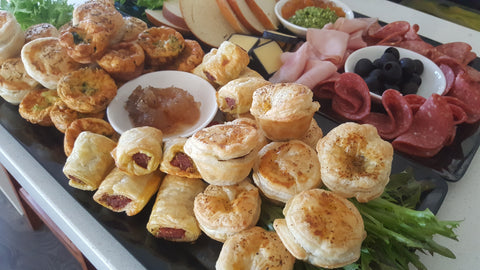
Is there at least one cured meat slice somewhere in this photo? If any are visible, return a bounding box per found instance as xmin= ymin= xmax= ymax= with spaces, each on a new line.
xmin=439 ymin=63 xmax=455 ymax=95
xmin=442 ymin=96 xmax=468 ymax=125
xmin=404 ymin=94 xmax=426 ymax=115
xmin=331 ymin=72 xmax=371 ymax=120
xmin=392 ymin=94 xmax=456 ymax=157
xmin=368 ymin=21 xmax=410 ymax=45
xmin=434 ymin=42 xmax=477 ymax=65
xmin=306 ymin=28 xmax=349 ymax=65
xmin=269 ymin=42 xmax=310 ymax=83
xmin=295 ymin=59 xmax=337 ymax=89
xmin=448 ymin=72 xmax=480 ymax=123
xmin=311 ymin=72 xmax=340 ymax=99
xmin=360 ymin=90 xmax=413 ymax=140
xmin=397 ymin=40 xmax=434 ymax=56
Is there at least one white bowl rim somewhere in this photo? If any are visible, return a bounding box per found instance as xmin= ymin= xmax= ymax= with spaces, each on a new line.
xmin=344 ymin=45 xmax=447 ymax=102
xmin=275 ymin=0 xmax=354 ymax=37
xmin=106 ymin=70 xmax=218 ymax=140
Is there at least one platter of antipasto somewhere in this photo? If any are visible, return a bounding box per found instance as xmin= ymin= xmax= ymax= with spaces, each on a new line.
xmin=0 ymin=0 xmax=476 ymax=269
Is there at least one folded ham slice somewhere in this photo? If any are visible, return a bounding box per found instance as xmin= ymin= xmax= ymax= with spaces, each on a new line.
xmin=393 ymin=94 xmax=456 ymax=158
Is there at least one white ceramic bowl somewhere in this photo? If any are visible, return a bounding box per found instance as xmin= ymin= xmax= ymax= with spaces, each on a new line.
xmin=275 ymin=0 xmax=354 ymax=37
xmin=106 ymin=70 xmax=218 ymax=139
xmin=344 ymin=45 xmax=447 ymax=102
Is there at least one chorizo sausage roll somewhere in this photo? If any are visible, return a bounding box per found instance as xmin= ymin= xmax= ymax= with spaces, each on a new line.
xmin=93 ymin=168 xmax=163 ymax=216
xmin=63 ymin=131 xmax=117 ymax=191
xmin=111 ymin=126 xmax=163 ymax=176
xmin=159 ymin=137 xmax=202 ymax=178
xmin=146 ymin=175 xmax=207 ymax=242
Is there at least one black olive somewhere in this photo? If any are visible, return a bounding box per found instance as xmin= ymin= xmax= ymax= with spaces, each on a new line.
xmin=408 ymin=73 xmax=422 ymax=86
xmin=373 ymin=58 xmax=383 ymax=69
xmin=384 ymin=47 xmax=400 ymax=60
xmin=401 ymin=81 xmax=420 ymax=95
xmin=380 ymin=52 xmax=398 ymax=64
xmin=354 ymin=58 xmax=376 ymax=77
xmin=364 ymin=72 xmax=383 ymax=93
xmin=382 ymin=61 xmax=402 ymax=82
xmin=400 ymin=57 xmax=415 ymax=76
xmin=413 ymin=59 xmax=424 ymax=75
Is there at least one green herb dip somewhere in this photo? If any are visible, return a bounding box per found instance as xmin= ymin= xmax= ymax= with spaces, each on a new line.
xmin=288 ymin=6 xmax=339 ymax=29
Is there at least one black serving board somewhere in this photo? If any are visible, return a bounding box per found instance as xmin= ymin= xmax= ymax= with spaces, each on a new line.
xmin=0 ymin=98 xmax=448 ymax=270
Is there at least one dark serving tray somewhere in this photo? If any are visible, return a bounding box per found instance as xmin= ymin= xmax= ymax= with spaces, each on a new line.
xmin=0 ymin=98 xmax=448 ymax=270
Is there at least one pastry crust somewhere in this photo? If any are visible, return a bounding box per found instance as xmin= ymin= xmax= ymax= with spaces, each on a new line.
xmin=97 ymin=41 xmax=145 ymax=82
xmin=21 ymin=37 xmax=82 ymax=89
xmin=316 ymin=122 xmax=393 ymax=202
xmin=216 ymin=76 xmax=271 ymax=114
xmin=273 ymin=189 xmax=366 ymax=269
xmin=250 ymin=83 xmax=320 ymax=141
xmin=193 ymin=179 xmax=261 ymax=242
xmin=0 ymin=57 xmax=41 ymax=105
xmin=0 ymin=14 xmax=24 ymax=61
xmin=111 ymin=126 xmax=164 ymax=176
xmin=215 ymin=226 xmax=295 ymax=270
xmin=63 ymin=131 xmax=117 ymax=191
xmin=183 ymin=123 xmax=260 ymax=185
xmin=163 ymin=39 xmax=204 ymax=72
xmin=63 ymin=117 xmax=118 ymax=157
xmin=147 ymin=175 xmax=207 ymax=242
xmin=159 ymin=137 xmax=202 ymax=178
xmin=24 ymin=23 xmax=59 ymax=43
xmin=253 ymin=140 xmax=322 ymax=204
xmin=192 ymin=41 xmax=249 ymax=86
xmin=93 ymin=168 xmax=162 ymax=216
xmin=137 ymin=26 xmax=185 ymax=68
xmin=19 ymin=89 xmax=59 ymax=126
xmin=298 ymin=119 xmax=323 ymax=150
xmin=49 ymin=101 xmax=105 ymax=133
xmin=120 ymin=16 xmax=148 ymax=42
xmin=57 ymin=67 xmax=117 ymax=113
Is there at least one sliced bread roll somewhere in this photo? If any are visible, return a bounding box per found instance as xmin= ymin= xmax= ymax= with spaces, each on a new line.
xmin=180 ymin=0 xmax=238 ymax=47
xmin=216 ymin=0 xmax=250 ymax=35
xmin=227 ymin=0 xmax=265 ymax=35
xmin=145 ymin=9 xmax=191 ymax=36
xmin=162 ymin=0 xmax=189 ymax=29
xmin=245 ymin=0 xmax=279 ymax=30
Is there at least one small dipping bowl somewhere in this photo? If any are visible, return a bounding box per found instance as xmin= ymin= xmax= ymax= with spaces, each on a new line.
xmin=275 ymin=0 xmax=354 ymax=37
xmin=106 ymin=70 xmax=218 ymax=139
xmin=344 ymin=45 xmax=447 ymax=102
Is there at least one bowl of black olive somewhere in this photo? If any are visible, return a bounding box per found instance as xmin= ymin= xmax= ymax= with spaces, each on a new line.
xmin=344 ymin=45 xmax=446 ymax=102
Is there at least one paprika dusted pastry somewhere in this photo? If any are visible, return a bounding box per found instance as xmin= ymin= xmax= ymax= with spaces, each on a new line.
xmin=147 ymin=175 xmax=206 ymax=242
xmin=159 ymin=137 xmax=202 ymax=179
xmin=111 ymin=126 xmax=163 ymax=176
xmin=63 ymin=131 xmax=117 ymax=191
xmin=193 ymin=178 xmax=261 ymax=242
xmin=216 ymin=226 xmax=295 ymax=270
xmin=24 ymin=23 xmax=59 ymax=43
xmin=93 ymin=168 xmax=163 ymax=216
xmin=183 ymin=122 xmax=260 ymax=185
xmin=316 ymin=122 xmax=393 ymax=202
xmin=273 ymin=189 xmax=366 ymax=269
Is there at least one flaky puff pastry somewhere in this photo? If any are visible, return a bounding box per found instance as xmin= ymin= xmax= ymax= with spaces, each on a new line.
xmin=273 ymin=189 xmax=366 ymax=269
xmin=63 ymin=131 xmax=117 ymax=191
xmin=162 ymin=39 xmax=204 ymax=72
xmin=19 ymin=89 xmax=60 ymax=126
xmin=111 ymin=126 xmax=163 ymax=176
xmin=316 ymin=122 xmax=393 ymax=203
xmin=192 ymin=41 xmax=249 ymax=87
xmin=97 ymin=41 xmax=145 ymax=82
xmin=253 ymin=140 xmax=322 ymax=204
xmin=298 ymin=119 xmax=323 ymax=150
xmin=193 ymin=178 xmax=261 ymax=242
xmin=159 ymin=137 xmax=202 ymax=179
xmin=216 ymin=77 xmax=271 ymax=114
xmin=137 ymin=26 xmax=185 ymax=68
xmin=50 ymin=101 xmax=105 ymax=133
xmin=57 ymin=67 xmax=117 ymax=114
xmin=63 ymin=117 xmax=118 ymax=157
xmin=0 ymin=57 xmax=41 ymax=105
xmin=24 ymin=23 xmax=59 ymax=43
xmin=250 ymin=83 xmax=320 ymax=141
xmin=147 ymin=175 xmax=207 ymax=242
xmin=183 ymin=123 xmax=260 ymax=185
xmin=216 ymin=226 xmax=295 ymax=270
xmin=93 ymin=168 xmax=163 ymax=216
xmin=21 ymin=37 xmax=82 ymax=90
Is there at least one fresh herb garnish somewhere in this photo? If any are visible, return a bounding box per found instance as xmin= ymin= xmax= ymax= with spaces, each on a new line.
xmin=259 ymin=169 xmax=461 ymax=270
xmin=0 ymin=0 xmax=73 ymax=30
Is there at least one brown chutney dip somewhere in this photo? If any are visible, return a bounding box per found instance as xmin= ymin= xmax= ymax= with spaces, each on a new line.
xmin=125 ymin=85 xmax=201 ymax=136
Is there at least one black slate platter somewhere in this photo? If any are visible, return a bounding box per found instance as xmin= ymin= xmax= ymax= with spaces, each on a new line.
xmin=0 ymin=98 xmax=447 ymax=269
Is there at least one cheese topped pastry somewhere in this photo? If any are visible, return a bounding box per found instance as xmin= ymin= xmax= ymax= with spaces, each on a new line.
xmin=273 ymin=189 xmax=366 ymax=269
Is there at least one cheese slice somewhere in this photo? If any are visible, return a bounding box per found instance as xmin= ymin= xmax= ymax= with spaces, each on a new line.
xmin=227 ymin=34 xmax=260 ymax=53
xmin=251 ymin=40 xmax=284 ymax=77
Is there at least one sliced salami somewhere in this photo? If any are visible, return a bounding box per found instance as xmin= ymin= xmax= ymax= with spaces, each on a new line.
xmin=448 ymin=72 xmax=480 ymax=123
xmin=311 ymin=72 xmax=340 ymax=99
xmin=434 ymin=42 xmax=477 ymax=65
xmin=360 ymin=90 xmax=413 ymax=140
xmin=369 ymin=21 xmax=410 ymax=45
xmin=393 ymin=94 xmax=456 ymax=157
xmin=331 ymin=72 xmax=371 ymax=120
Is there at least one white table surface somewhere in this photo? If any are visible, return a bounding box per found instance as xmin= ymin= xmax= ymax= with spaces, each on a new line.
xmin=1 ymin=1 xmax=479 ymax=269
